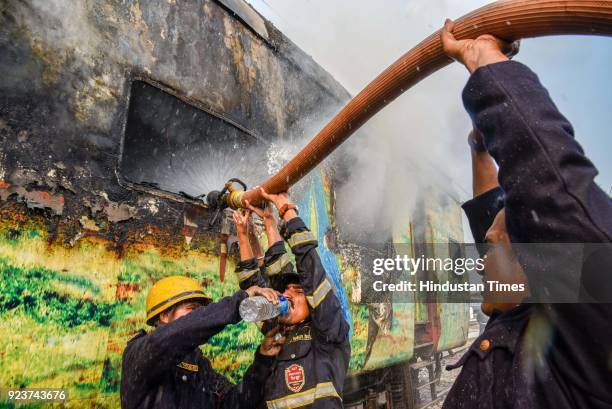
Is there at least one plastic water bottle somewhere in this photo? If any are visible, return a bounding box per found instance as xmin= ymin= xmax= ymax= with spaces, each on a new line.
xmin=239 ymin=296 xmax=289 ymax=322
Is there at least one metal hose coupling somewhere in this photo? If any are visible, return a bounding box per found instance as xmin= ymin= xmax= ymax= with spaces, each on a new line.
xmin=205 ymin=178 xmax=248 ymax=228
xmin=227 ymin=189 xmax=246 ymax=209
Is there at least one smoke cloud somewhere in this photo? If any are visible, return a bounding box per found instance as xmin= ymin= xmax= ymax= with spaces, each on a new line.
xmin=248 ymin=0 xmax=489 ymax=240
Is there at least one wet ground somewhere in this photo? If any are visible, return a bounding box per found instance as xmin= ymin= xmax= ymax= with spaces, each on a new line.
xmin=417 ymin=320 xmax=480 ymax=409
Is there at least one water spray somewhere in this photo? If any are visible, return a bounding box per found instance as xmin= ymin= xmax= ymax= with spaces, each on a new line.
xmin=205 ymin=178 xmax=249 ymax=281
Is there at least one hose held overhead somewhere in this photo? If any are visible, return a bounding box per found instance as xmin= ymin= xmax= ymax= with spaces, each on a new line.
xmin=234 ymin=0 xmax=612 ymax=208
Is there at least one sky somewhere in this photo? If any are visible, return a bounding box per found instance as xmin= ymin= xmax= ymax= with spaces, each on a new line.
xmin=246 ymin=0 xmax=612 ymax=240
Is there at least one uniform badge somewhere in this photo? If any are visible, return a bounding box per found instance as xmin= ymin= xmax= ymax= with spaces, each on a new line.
xmin=285 ymin=364 xmax=305 ymax=393
xmin=177 ymin=362 xmax=199 ymax=372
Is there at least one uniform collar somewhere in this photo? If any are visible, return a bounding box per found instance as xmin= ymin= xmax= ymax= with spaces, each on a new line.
xmin=447 ymin=304 xmax=532 ymax=369
xmin=282 ymin=318 xmax=312 ymax=334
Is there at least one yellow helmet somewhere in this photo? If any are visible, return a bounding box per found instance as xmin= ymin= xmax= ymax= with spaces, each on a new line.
xmin=145 ymin=276 xmax=212 ymax=326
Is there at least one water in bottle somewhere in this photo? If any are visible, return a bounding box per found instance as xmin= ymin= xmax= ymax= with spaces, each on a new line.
xmin=239 ymin=295 xmax=289 ymax=322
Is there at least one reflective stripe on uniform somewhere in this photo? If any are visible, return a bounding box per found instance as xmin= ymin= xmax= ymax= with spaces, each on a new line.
xmin=287 ymin=231 xmax=317 ymax=248
xmin=266 ymin=382 xmax=340 ymax=409
xmin=236 ymin=268 xmax=259 ymax=283
xmin=266 ymin=253 xmax=291 ymax=277
xmin=306 ymin=278 xmax=332 ymax=309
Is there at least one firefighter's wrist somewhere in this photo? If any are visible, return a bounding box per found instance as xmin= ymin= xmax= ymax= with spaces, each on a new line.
xmin=282 ymin=209 xmax=298 ymax=222
xmin=278 ymin=202 xmax=298 ymax=221
xmin=470 ymin=50 xmax=508 ymax=73
xmin=270 ymin=196 xmax=289 ymax=211
xmin=256 ymin=345 xmax=278 ymax=359
xmin=258 ymin=345 xmax=272 ymax=356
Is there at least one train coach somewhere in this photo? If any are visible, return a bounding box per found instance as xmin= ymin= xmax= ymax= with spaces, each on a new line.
xmin=0 ymin=1 xmax=470 ymax=408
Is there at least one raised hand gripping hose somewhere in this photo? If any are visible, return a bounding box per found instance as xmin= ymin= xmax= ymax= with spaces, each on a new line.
xmin=235 ymin=0 xmax=612 ymax=208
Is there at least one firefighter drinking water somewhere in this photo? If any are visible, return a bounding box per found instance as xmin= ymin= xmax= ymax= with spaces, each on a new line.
xmin=231 ymin=188 xmax=350 ymax=409
xmin=120 ymin=275 xmax=285 ymax=409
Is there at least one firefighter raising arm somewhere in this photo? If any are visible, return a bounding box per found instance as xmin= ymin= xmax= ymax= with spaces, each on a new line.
xmin=257 ymin=188 xmax=350 ymax=344
xmin=232 ymin=209 xmax=268 ymax=289
xmin=244 ymin=199 xmax=295 ymax=292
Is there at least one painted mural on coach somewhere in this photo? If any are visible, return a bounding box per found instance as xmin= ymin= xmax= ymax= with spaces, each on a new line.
xmin=0 ymin=1 xmax=468 ymax=408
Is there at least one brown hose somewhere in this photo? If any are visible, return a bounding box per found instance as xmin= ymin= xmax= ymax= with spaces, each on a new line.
xmin=237 ymin=0 xmax=612 ymax=207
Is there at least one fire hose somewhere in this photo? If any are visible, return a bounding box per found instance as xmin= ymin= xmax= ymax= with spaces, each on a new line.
xmin=217 ymin=0 xmax=612 ymax=209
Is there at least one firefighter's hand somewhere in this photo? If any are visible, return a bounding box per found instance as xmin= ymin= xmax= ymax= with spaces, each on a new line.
xmin=245 ymin=286 xmax=281 ymax=304
xmin=441 ymin=19 xmax=516 ymax=73
xmin=257 ymin=187 xmax=291 ymax=212
xmin=259 ymin=326 xmax=286 ymax=357
xmin=245 ymin=200 xmax=277 ymax=229
xmin=232 ymin=209 xmax=252 ymax=236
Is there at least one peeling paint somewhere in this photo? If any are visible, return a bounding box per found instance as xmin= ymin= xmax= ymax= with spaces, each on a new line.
xmin=9 ymin=168 xmax=41 ymax=186
xmin=144 ymin=198 xmax=159 ymax=215
xmin=83 ymin=196 xmax=104 ymax=215
xmin=26 ymin=190 xmax=64 ymax=214
xmin=79 ymin=215 xmax=100 ymax=232
xmin=95 ymin=192 xmax=137 ymax=222
xmin=1 ymin=186 xmax=65 ymax=215
xmin=102 ymin=201 xmax=136 ymax=223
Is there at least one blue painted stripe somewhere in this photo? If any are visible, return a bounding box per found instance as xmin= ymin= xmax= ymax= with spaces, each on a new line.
xmin=297 ymin=172 xmax=353 ymax=336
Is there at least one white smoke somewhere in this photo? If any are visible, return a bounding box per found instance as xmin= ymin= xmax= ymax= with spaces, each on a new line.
xmin=247 ymin=0 xmax=488 ymax=240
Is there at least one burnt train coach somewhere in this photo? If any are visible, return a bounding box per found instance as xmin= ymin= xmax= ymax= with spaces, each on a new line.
xmin=0 ymin=1 xmax=468 ymax=408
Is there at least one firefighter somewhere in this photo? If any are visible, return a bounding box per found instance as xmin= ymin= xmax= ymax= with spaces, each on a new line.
xmin=231 ymin=198 xmax=288 ymax=293
xmin=120 ymin=275 xmax=285 ymax=409
xmin=440 ymin=19 xmax=612 ymax=408
xmin=231 ymin=188 xmax=351 ymax=409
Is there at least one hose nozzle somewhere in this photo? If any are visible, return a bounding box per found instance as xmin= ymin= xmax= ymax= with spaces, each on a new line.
xmin=205 ymin=178 xmax=248 ymax=210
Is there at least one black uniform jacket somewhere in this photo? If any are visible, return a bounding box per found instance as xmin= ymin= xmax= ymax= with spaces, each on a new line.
xmin=234 ymin=217 xmax=351 ymax=409
xmin=443 ymin=61 xmax=612 ymax=409
xmin=120 ymin=290 xmax=274 ymax=409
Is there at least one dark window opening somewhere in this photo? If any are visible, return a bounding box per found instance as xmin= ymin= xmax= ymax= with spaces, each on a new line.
xmin=120 ymin=80 xmax=271 ymax=199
